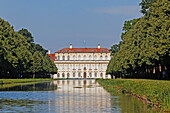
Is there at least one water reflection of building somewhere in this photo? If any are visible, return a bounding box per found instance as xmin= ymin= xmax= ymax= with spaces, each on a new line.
xmin=52 ymin=80 xmax=113 ymax=113
xmin=49 ymin=44 xmax=111 ymax=79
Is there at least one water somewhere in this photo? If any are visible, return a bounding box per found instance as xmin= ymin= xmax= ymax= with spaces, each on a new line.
xmin=0 ymin=79 xmax=155 ymax=113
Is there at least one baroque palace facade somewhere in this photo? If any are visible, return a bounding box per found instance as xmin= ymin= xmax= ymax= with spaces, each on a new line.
xmin=49 ymin=44 xmax=111 ymax=79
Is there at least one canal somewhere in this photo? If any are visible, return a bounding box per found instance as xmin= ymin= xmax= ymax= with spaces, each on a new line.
xmin=0 ymin=79 xmax=156 ymax=113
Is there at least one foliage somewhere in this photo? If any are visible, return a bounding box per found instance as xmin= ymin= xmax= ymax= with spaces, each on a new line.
xmin=107 ymin=0 xmax=170 ymax=79
xmin=139 ymin=0 xmax=157 ymax=14
xmin=18 ymin=28 xmax=34 ymax=42
xmin=0 ymin=18 xmax=57 ymax=78
xmin=97 ymin=79 xmax=170 ymax=111
xmin=110 ymin=44 xmax=119 ymax=56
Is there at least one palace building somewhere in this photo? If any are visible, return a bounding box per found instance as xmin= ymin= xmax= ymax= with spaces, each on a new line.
xmin=49 ymin=44 xmax=111 ymax=79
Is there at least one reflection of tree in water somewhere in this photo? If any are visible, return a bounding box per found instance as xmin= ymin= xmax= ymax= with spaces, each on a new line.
xmin=111 ymin=94 xmax=157 ymax=113
xmin=0 ymin=82 xmax=57 ymax=91
xmin=0 ymin=99 xmax=46 ymax=112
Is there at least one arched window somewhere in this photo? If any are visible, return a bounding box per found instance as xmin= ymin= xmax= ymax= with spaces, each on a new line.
xmin=105 ymin=55 xmax=108 ymax=60
xmin=83 ymin=55 xmax=86 ymax=60
xmin=78 ymin=55 xmax=81 ymax=60
xmin=58 ymin=56 xmax=60 ymax=60
xmin=100 ymin=73 xmax=103 ymax=78
xmin=67 ymin=73 xmax=70 ymax=78
xmin=84 ymin=67 xmax=86 ymax=70
xmin=73 ymin=73 xmax=76 ymax=77
xmin=67 ymin=56 xmax=70 ymax=60
xmin=100 ymin=55 xmax=103 ymax=60
xmin=89 ymin=73 xmax=92 ymax=77
xmin=95 ymin=73 xmax=97 ymax=77
xmin=62 ymin=56 xmax=65 ymax=60
xmin=73 ymin=55 xmax=76 ymax=60
xmin=89 ymin=55 xmax=92 ymax=60
xmin=94 ymin=55 xmax=97 ymax=60
xmin=62 ymin=73 xmax=65 ymax=78
xmin=78 ymin=72 xmax=81 ymax=77
xmin=57 ymin=73 xmax=60 ymax=77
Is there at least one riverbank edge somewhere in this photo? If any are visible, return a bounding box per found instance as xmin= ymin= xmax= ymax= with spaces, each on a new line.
xmin=0 ymin=79 xmax=53 ymax=84
xmin=96 ymin=79 xmax=170 ymax=112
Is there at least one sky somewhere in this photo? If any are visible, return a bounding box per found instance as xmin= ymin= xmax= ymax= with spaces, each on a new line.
xmin=0 ymin=0 xmax=143 ymax=53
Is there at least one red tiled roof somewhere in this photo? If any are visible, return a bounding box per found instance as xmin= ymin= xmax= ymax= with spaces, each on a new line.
xmin=56 ymin=48 xmax=111 ymax=53
xmin=48 ymin=54 xmax=55 ymax=61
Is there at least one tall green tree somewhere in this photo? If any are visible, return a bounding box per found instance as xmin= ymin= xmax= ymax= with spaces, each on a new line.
xmin=107 ymin=0 xmax=170 ymax=79
xmin=0 ymin=18 xmax=57 ymax=78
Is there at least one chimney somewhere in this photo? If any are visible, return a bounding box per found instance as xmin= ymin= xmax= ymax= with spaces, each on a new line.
xmin=98 ymin=44 xmax=101 ymax=49
xmin=70 ymin=44 xmax=73 ymax=49
xmin=48 ymin=50 xmax=51 ymax=54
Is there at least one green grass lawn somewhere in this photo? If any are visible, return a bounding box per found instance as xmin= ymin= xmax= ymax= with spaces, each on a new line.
xmin=0 ymin=78 xmax=52 ymax=84
xmin=97 ymin=79 xmax=170 ymax=112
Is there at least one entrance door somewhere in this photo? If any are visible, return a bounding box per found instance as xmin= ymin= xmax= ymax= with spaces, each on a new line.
xmin=83 ymin=72 xmax=86 ymax=78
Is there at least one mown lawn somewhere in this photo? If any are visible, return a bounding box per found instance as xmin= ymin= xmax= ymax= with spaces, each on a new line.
xmin=97 ymin=79 xmax=170 ymax=112
xmin=0 ymin=79 xmax=52 ymax=84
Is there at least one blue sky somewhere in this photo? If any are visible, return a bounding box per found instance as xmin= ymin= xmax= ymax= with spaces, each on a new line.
xmin=0 ymin=0 xmax=142 ymax=52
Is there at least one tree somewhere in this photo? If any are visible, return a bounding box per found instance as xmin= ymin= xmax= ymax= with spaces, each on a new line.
xmin=107 ymin=0 xmax=170 ymax=79
xmin=18 ymin=28 xmax=34 ymax=43
xmin=0 ymin=18 xmax=57 ymax=78
xmin=110 ymin=44 xmax=119 ymax=56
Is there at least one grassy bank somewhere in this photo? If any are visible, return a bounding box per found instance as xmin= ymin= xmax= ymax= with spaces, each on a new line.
xmin=0 ymin=79 xmax=53 ymax=89
xmin=0 ymin=79 xmax=52 ymax=84
xmin=97 ymin=79 xmax=170 ymax=112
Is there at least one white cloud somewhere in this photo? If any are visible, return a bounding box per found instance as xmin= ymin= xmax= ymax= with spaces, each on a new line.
xmin=89 ymin=6 xmax=142 ymax=17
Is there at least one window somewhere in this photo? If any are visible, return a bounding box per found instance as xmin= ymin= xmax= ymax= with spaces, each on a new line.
xmin=67 ymin=73 xmax=70 ymax=78
xmin=78 ymin=72 xmax=81 ymax=77
xmin=78 ymin=55 xmax=81 ymax=60
xmin=67 ymin=56 xmax=70 ymax=60
xmin=62 ymin=73 xmax=65 ymax=77
xmin=73 ymin=55 xmax=76 ymax=60
xmin=73 ymin=73 xmax=76 ymax=77
xmin=100 ymin=73 xmax=103 ymax=78
xmin=58 ymin=56 xmax=60 ymax=60
xmin=95 ymin=73 xmax=97 ymax=77
xmin=62 ymin=56 xmax=65 ymax=60
xmin=83 ymin=55 xmax=86 ymax=60
xmin=105 ymin=55 xmax=108 ymax=60
xmin=89 ymin=73 xmax=92 ymax=77
xmin=57 ymin=73 xmax=60 ymax=77
xmin=94 ymin=55 xmax=97 ymax=60
xmin=89 ymin=55 xmax=92 ymax=60
xmin=100 ymin=55 xmax=103 ymax=60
